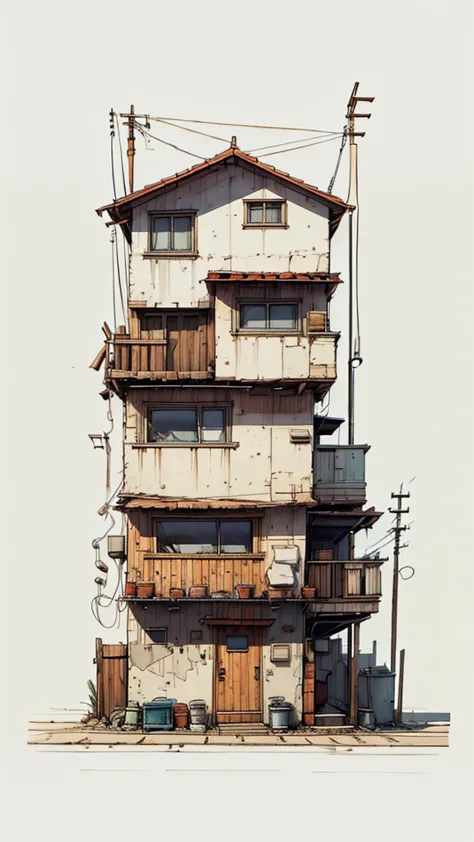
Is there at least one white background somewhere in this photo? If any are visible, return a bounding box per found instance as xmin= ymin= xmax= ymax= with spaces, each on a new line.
xmin=1 ymin=1 xmax=473 ymax=840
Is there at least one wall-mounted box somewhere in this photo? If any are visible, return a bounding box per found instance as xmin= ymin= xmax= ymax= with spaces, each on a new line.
xmin=270 ymin=643 xmax=291 ymax=662
xmin=290 ymin=429 xmax=312 ymax=444
xmin=107 ymin=535 xmax=126 ymax=559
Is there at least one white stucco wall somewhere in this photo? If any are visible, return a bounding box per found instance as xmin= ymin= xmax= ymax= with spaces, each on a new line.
xmin=128 ymin=162 xmax=331 ymax=308
xmin=123 ymin=387 xmax=315 ymax=502
xmin=127 ymin=602 xmax=304 ymax=724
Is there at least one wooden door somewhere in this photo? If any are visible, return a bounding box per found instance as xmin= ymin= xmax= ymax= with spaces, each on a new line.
xmin=95 ymin=638 xmax=128 ymax=720
xmin=214 ymin=627 xmax=262 ymax=723
xmin=166 ymin=312 xmax=208 ymax=374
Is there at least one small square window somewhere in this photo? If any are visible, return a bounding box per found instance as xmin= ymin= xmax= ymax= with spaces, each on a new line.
xmin=147 ymin=407 xmax=227 ymax=444
xmin=245 ymin=200 xmax=286 ymax=227
xmin=147 ymin=627 xmax=167 ymax=644
xmin=226 ymin=635 xmax=248 ymax=652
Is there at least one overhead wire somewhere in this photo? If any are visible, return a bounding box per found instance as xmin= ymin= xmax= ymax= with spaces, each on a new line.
xmin=135 ymin=122 xmax=207 ymax=161
xmin=247 ymin=134 xmax=337 ymax=154
xmin=114 ymin=227 xmax=127 ymax=327
xmin=149 ymin=116 xmax=230 ymax=144
xmin=259 ymin=134 xmax=344 ymax=158
xmin=111 ymin=229 xmax=117 ymax=330
xmin=327 ymin=126 xmax=348 ymax=194
xmin=149 ymin=116 xmax=341 ymax=134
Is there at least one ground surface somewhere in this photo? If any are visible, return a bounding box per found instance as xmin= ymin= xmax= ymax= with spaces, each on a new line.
xmin=28 ymin=721 xmax=449 ymax=749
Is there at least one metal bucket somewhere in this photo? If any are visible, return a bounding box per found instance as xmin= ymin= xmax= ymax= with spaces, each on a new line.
xmin=189 ymin=699 xmax=207 ymax=725
xmin=358 ymin=708 xmax=376 ymax=730
xmin=269 ymin=697 xmax=292 ymax=731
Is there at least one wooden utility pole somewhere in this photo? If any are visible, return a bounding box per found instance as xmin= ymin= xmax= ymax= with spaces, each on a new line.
xmin=346 ymin=83 xmax=374 ymax=447
xmin=119 ymin=106 xmax=150 ymax=195
xmin=389 ymin=488 xmax=410 ymax=674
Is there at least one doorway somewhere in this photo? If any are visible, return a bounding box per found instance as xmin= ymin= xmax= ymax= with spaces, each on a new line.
xmin=214 ymin=627 xmax=262 ymax=723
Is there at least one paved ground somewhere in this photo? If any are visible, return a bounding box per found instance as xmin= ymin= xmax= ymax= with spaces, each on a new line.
xmin=28 ymin=722 xmax=449 ymax=748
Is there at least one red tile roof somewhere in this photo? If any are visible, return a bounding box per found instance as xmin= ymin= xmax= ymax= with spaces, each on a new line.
xmin=206 ymin=271 xmax=342 ymax=284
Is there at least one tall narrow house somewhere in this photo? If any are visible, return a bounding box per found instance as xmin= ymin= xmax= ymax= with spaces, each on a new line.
xmin=95 ymin=144 xmax=383 ymax=726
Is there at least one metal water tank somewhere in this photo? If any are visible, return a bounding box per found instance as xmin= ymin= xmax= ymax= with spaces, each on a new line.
xmin=268 ymin=697 xmax=292 ymax=731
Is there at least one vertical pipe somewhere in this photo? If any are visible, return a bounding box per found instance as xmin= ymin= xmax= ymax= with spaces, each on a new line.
xmin=350 ymin=621 xmax=360 ymax=725
xmin=396 ymin=649 xmax=405 ymax=725
xmin=127 ymin=104 xmax=135 ymax=194
xmin=348 ymin=210 xmax=354 ymax=447
xmin=346 ymin=624 xmax=352 ymax=717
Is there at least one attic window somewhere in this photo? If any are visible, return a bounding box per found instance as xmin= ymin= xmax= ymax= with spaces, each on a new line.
xmin=243 ymin=200 xmax=287 ymax=228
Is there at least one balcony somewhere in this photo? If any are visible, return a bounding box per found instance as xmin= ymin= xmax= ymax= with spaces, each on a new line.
xmin=126 ymin=553 xmax=267 ymax=598
xmin=305 ymin=558 xmax=383 ymax=614
xmin=313 ymin=444 xmax=369 ymax=505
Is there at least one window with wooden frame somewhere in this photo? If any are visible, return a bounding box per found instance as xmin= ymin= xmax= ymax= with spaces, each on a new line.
xmin=238 ymin=301 xmax=299 ymax=332
xmin=156 ymin=519 xmax=253 ymax=554
xmin=243 ymin=200 xmax=287 ymax=227
xmin=147 ymin=406 xmax=229 ymax=444
xmin=149 ymin=212 xmax=197 ymax=254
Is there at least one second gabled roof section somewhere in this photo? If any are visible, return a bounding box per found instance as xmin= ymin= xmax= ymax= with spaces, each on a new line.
xmin=96 ymin=145 xmax=353 ymax=238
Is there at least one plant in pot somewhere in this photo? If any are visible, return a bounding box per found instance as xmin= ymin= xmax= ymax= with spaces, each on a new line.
xmin=236 ymin=584 xmax=255 ymax=599
xmin=301 ymin=586 xmax=316 ymax=600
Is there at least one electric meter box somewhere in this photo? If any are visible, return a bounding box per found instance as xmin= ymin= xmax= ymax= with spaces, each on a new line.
xmin=107 ymin=535 xmax=126 ymax=559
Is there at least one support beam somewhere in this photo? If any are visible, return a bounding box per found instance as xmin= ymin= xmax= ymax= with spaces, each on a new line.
xmin=349 ymin=621 xmax=360 ymax=725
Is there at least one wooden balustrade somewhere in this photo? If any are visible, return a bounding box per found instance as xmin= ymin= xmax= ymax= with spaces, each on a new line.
xmin=306 ymin=560 xmax=382 ymax=599
xmin=127 ymin=553 xmax=266 ymax=598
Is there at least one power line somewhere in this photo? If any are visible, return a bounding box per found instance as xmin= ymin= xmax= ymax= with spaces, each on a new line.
xmin=247 ymin=134 xmax=337 ymax=154
xmin=259 ymin=134 xmax=343 ymax=158
xmin=135 ymin=122 xmax=207 ymax=161
xmin=327 ymin=126 xmax=348 ymax=194
xmin=149 ymin=116 xmax=341 ymax=134
xmin=150 ymin=116 xmax=230 ymax=144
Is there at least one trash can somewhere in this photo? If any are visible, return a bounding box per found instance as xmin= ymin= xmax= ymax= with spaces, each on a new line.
xmin=358 ymin=708 xmax=376 ymax=730
xmin=268 ymin=697 xmax=292 ymax=731
xmin=189 ymin=699 xmax=207 ymax=732
xmin=142 ymin=698 xmax=176 ymax=732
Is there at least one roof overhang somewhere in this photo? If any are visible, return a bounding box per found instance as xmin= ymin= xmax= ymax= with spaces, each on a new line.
xmin=313 ymin=415 xmax=345 ymax=437
xmin=117 ymin=496 xmax=321 ymax=511
xmin=308 ymin=508 xmax=383 ymax=537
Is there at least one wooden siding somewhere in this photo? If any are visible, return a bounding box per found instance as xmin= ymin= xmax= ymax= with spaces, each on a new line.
xmin=108 ymin=309 xmax=214 ymax=379
xmin=95 ymin=638 xmax=127 ymax=720
xmin=129 ymin=553 xmax=266 ymax=597
xmin=306 ymin=561 xmax=382 ymax=598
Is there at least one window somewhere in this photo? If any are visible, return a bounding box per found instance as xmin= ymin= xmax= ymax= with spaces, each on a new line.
xmin=148 ymin=407 xmax=227 ymax=443
xmin=147 ymin=627 xmax=167 ymax=644
xmin=157 ymin=519 xmax=253 ymax=554
xmin=226 ymin=635 xmax=249 ymax=652
xmin=150 ymin=213 xmax=195 ymax=253
xmin=244 ymin=200 xmax=286 ymax=227
xmin=239 ymin=302 xmax=298 ymax=331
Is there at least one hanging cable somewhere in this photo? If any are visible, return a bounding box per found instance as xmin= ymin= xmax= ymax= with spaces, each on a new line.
xmin=365 ymin=535 xmax=396 ymax=556
xmin=259 ymin=134 xmax=343 ymax=158
xmin=354 ymin=157 xmax=361 ymax=354
xmin=149 ymin=116 xmax=341 ymax=134
xmin=135 ymin=123 xmax=207 ymax=161
xmin=327 ymin=126 xmax=348 ymax=194
xmin=115 ymin=112 xmax=128 ymax=196
xmin=111 ymin=228 xmax=117 ymax=331
xmin=150 ymin=116 xmax=230 ymax=144
xmin=110 ymin=112 xmax=117 ymax=201
xmin=114 ymin=227 xmax=127 ymax=327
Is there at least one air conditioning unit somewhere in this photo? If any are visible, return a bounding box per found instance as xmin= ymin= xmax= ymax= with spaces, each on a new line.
xmin=107 ymin=535 xmax=126 ymax=560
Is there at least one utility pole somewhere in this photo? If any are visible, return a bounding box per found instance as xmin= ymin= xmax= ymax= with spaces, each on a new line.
xmin=346 ymin=83 xmax=374 ymax=447
xmin=389 ymin=487 xmax=410 ymax=673
xmin=119 ymin=106 xmax=150 ymax=195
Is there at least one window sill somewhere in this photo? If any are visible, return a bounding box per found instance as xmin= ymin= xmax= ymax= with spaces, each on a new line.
xmin=230 ymin=331 xmax=303 ymax=337
xmin=242 ymin=224 xmax=289 ymax=230
xmin=132 ymin=442 xmax=240 ymax=449
xmin=143 ymin=553 xmax=265 ymax=560
xmin=142 ymin=252 xmax=200 ymax=260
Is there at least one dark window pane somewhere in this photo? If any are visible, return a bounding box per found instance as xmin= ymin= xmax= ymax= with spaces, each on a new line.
xmin=265 ymin=202 xmax=282 ymax=223
xmin=220 ymin=520 xmax=252 ymax=553
xmin=152 ymin=216 xmax=171 ymax=250
xmin=149 ymin=408 xmax=198 ymax=442
xmin=202 ymin=408 xmax=225 ymax=442
xmin=157 ymin=520 xmax=218 ymax=553
xmin=172 ymin=216 xmax=192 ymax=251
xmin=248 ymin=203 xmax=263 ymax=223
xmin=226 ymin=635 xmax=248 ymax=652
xmin=240 ymin=304 xmax=266 ymax=329
xmin=269 ymin=304 xmax=297 ymax=330
xmin=147 ymin=628 xmax=167 ymax=643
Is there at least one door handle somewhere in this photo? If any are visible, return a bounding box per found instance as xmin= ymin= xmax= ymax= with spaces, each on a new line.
xmin=254 ymin=666 xmax=260 ymax=680
xmin=219 ymin=667 xmax=226 ymax=682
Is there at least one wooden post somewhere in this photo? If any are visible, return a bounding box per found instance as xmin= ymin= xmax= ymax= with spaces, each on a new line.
xmin=347 ymin=623 xmax=352 ymax=719
xmin=349 ymin=621 xmax=360 ymax=726
xmin=127 ymin=104 xmax=135 ymax=194
xmin=396 ymin=648 xmax=405 ymax=726
xmin=95 ymin=637 xmax=103 ymax=720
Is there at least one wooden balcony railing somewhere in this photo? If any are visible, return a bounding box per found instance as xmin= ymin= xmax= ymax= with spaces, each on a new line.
xmin=107 ymin=320 xmax=214 ymax=380
xmin=306 ymin=559 xmax=382 ymax=599
xmin=128 ymin=553 xmax=267 ymax=597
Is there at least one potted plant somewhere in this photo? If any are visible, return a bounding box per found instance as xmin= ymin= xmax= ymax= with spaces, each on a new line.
xmin=137 ymin=581 xmax=154 ymax=599
xmin=301 ymin=586 xmax=316 ymax=599
xmin=236 ymin=584 xmax=255 ymax=599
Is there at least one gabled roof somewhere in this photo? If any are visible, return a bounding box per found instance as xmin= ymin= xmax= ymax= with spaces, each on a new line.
xmin=96 ymin=145 xmax=352 ymax=237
